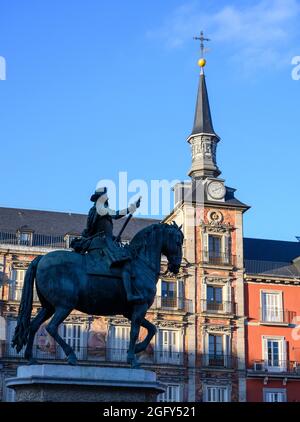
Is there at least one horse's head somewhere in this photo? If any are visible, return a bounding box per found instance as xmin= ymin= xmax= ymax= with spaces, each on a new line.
xmin=162 ymin=222 xmax=184 ymax=275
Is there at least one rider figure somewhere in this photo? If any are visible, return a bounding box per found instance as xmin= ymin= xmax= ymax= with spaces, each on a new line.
xmin=72 ymin=186 xmax=143 ymax=304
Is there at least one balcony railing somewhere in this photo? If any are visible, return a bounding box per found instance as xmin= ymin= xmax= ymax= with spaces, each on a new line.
xmin=249 ymin=359 xmax=300 ymax=375
xmin=0 ymin=344 xmax=184 ymax=366
xmin=201 ymin=354 xmax=235 ymax=369
xmin=201 ymin=251 xmax=236 ymax=266
xmin=0 ymin=231 xmax=71 ymax=249
xmin=151 ymin=296 xmax=193 ymax=313
xmin=201 ymin=300 xmax=236 ymax=315
xmin=8 ymin=287 xmax=39 ymax=302
xmin=260 ymin=308 xmax=292 ymax=324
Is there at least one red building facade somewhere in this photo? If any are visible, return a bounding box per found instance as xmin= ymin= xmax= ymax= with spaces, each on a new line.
xmin=245 ymin=242 xmax=300 ymax=402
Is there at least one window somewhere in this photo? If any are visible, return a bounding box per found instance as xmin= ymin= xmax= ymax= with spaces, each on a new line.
xmin=17 ymin=231 xmax=32 ymax=246
xmin=158 ymin=384 xmax=181 ymax=402
xmin=261 ymin=291 xmax=283 ymax=323
xmin=209 ymin=334 xmax=224 ymax=366
xmin=10 ymin=269 xmax=25 ymax=301
xmin=263 ymin=337 xmax=286 ymax=372
xmin=6 ymin=319 xmax=17 ymax=357
xmin=157 ymin=329 xmax=181 ymax=364
xmin=59 ymin=323 xmax=84 ymax=359
xmin=208 ymin=235 xmax=222 ymax=259
xmin=264 ymin=389 xmax=286 ymax=402
xmin=205 ymin=386 xmax=230 ymax=402
xmin=5 ymin=385 xmax=16 ymax=402
xmin=207 ymin=286 xmax=223 ymax=311
xmin=109 ymin=325 xmax=130 ymax=362
xmin=161 ymin=280 xmax=177 ymax=308
xmin=65 ymin=234 xmax=78 ymax=249
xmin=156 ymin=279 xmax=184 ymax=310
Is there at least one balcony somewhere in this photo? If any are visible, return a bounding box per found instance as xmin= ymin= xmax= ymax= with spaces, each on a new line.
xmin=151 ymin=296 xmax=193 ymax=313
xmin=260 ymin=308 xmax=293 ymax=325
xmin=201 ymin=300 xmax=236 ymax=315
xmin=0 ymin=343 xmax=185 ymax=366
xmin=248 ymin=360 xmax=300 ymax=378
xmin=201 ymin=354 xmax=235 ymax=370
xmin=200 ymin=251 xmax=236 ymax=267
xmin=0 ymin=231 xmax=71 ymax=249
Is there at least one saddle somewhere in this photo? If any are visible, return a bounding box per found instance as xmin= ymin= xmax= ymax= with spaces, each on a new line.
xmin=84 ymin=250 xmax=123 ymax=278
xmin=72 ymin=234 xmax=130 ymax=278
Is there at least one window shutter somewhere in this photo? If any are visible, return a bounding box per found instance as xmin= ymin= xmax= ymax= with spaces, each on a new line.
xmin=203 ymin=233 xmax=209 ymax=262
xmin=156 ymin=279 xmax=162 ymax=308
xmin=224 ymin=235 xmax=231 ymax=263
xmin=177 ymin=279 xmax=184 ymax=310
xmin=203 ymin=332 xmax=209 ymax=366
xmin=225 ymin=283 xmax=231 ymax=313
xmin=281 ymin=339 xmax=287 ymax=371
xmin=224 ymin=335 xmax=231 ymax=367
xmin=263 ymin=337 xmax=268 ymax=368
xmin=0 ymin=316 xmax=6 ymax=341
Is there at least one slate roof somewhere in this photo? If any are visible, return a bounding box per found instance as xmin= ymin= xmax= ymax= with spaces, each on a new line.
xmin=244 ymin=237 xmax=300 ymax=278
xmin=0 ymin=207 xmax=299 ymax=278
xmin=191 ymin=73 xmax=216 ymax=136
xmin=0 ymin=207 xmax=158 ymax=241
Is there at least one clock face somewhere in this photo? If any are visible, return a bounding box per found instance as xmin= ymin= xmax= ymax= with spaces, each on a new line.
xmin=207 ymin=181 xmax=226 ymax=200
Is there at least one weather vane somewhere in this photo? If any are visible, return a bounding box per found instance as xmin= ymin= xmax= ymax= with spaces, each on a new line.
xmin=193 ymin=30 xmax=211 ymax=73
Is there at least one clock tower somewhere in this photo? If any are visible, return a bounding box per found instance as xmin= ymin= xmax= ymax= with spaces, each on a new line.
xmin=165 ymin=32 xmax=250 ymax=402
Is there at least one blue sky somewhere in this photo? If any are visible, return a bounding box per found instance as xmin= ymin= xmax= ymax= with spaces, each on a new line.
xmin=0 ymin=0 xmax=300 ymax=241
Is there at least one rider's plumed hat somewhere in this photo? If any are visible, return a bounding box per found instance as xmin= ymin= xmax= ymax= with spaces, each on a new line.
xmin=90 ymin=186 xmax=107 ymax=202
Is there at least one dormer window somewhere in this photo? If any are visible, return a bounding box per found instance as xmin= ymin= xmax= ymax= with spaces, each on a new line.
xmin=64 ymin=233 xmax=80 ymax=249
xmin=16 ymin=228 xmax=33 ymax=246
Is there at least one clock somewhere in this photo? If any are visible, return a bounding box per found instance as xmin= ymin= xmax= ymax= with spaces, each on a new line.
xmin=207 ymin=181 xmax=226 ymax=200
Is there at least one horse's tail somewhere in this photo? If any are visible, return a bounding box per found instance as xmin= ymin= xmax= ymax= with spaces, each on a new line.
xmin=11 ymin=255 xmax=43 ymax=352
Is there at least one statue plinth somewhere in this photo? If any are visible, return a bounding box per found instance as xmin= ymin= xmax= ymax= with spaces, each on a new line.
xmin=6 ymin=364 xmax=165 ymax=402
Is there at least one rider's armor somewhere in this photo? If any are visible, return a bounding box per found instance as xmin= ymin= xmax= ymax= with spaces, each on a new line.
xmin=71 ymin=187 xmax=143 ymax=303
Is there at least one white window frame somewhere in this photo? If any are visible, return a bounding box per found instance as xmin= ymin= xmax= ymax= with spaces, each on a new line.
xmin=156 ymin=279 xmax=184 ymax=310
xmin=261 ymin=290 xmax=283 ymax=323
xmin=262 ymin=336 xmax=287 ymax=372
xmin=263 ymin=388 xmax=287 ymax=402
xmin=156 ymin=328 xmax=182 ymax=365
xmin=204 ymin=385 xmax=231 ymax=402
xmin=6 ymin=319 xmax=17 ymax=357
xmin=58 ymin=322 xmax=85 ymax=359
xmin=157 ymin=384 xmax=182 ymax=402
xmin=203 ymin=330 xmax=231 ymax=367
xmin=108 ymin=325 xmax=130 ymax=362
xmin=202 ymin=277 xmax=232 ymax=314
xmin=10 ymin=269 xmax=26 ymax=301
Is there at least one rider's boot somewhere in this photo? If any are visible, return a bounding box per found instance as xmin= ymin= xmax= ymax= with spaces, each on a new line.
xmin=122 ymin=264 xmax=144 ymax=304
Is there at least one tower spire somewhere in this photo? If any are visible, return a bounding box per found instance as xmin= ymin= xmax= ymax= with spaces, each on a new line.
xmin=187 ymin=31 xmax=220 ymax=179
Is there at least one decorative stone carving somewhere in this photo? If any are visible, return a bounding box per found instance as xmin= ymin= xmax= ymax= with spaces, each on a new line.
xmin=109 ymin=317 xmax=130 ymax=326
xmin=202 ymin=324 xmax=232 ymax=334
xmin=204 ymin=276 xmax=230 ymax=285
xmin=156 ymin=320 xmax=184 ymax=329
xmin=207 ymin=210 xmax=223 ymax=224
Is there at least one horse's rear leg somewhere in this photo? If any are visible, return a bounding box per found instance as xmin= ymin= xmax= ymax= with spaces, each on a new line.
xmin=134 ymin=318 xmax=157 ymax=354
xmin=127 ymin=304 xmax=148 ymax=368
xmin=46 ymin=307 xmax=76 ymax=365
xmin=24 ymin=307 xmax=54 ymax=364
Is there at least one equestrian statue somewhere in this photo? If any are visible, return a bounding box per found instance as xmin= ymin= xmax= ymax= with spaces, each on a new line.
xmin=12 ymin=186 xmax=184 ymax=368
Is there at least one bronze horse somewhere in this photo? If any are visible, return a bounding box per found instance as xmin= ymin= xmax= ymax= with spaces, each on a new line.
xmin=12 ymin=222 xmax=183 ymax=367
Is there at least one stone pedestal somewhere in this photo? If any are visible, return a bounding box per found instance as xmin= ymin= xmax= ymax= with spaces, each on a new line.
xmin=6 ymin=364 xmax=165 ymax=402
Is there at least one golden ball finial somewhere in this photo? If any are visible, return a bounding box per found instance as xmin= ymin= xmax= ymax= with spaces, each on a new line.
xmin=198 ymin=58 xmax=206 ymax=68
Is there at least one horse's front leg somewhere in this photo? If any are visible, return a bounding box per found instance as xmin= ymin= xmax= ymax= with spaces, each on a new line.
xmin=127 ymin=304 xmax=148 ymax=368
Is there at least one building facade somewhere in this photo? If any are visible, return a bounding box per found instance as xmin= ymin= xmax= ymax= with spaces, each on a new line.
xmin=0 ymin=60 xmax=300 ymax=402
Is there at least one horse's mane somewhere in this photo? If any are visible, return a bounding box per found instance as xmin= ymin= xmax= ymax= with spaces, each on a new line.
xmin=130 ymin=223 xmax=164 ymax=248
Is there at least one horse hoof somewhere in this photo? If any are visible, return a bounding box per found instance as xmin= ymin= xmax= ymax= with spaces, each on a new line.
xmin=67 ymin=354 xmax=78 ymax=365
xmin=127 ymin=356 xmax=141 ymax=369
